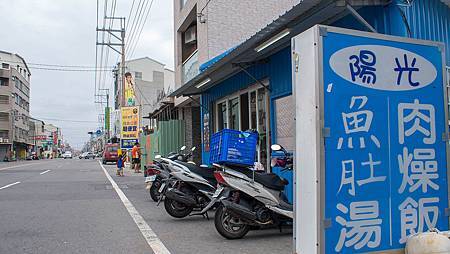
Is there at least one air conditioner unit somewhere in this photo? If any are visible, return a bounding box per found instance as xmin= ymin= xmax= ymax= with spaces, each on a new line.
xmin=0 ymin=138 xmax=3 ymax=143
xmin=184 ymin=26 xmax=197 ymax=44
xmin=4 ymin=138 xmax=8 ymax=143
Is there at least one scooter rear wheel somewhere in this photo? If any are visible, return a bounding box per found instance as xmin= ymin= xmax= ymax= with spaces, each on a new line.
xmin=214 ymin=204 xmax=249 ymax=239
xmin=164 ymin=197 xmax=193 ymax=218
xmin=149 ymin=179 xmax=161 ymax=202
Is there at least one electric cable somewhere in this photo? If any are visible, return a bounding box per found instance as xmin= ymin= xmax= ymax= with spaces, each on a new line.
xmin=129 ymin=0 xmax=155 ymax=60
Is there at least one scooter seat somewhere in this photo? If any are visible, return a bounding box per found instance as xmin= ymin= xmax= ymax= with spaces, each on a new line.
xmin=238 ymin=168 xmax=287 ymax=191
xmin=175 ymin=161 xmax=217 ymax=184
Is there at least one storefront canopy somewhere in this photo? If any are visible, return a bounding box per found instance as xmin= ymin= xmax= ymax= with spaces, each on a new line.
xmin=170 ymin=0 xmax=390 ymax=97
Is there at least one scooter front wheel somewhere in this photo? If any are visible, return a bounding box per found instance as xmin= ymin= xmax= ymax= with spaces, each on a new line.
xmin=214 ymin=204 xmax=249 ymax=239
xmin=149 ymin=179 xmax=161 ymax=202
xmin=164 ymin=197 xmax=193 ymax=218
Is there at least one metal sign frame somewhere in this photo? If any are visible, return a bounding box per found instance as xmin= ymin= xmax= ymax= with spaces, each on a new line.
xmin=292 ymin=25 xmax=449 ymax=254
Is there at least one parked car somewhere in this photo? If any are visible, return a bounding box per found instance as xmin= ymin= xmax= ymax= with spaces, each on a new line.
xmin=62 ymin=151 xmax=73 ymax=159
xmin=102 ymin=143 xmax=119 ymax=164
xmin=79 ymin=152 xmax=87 ymax=159
xmin=84 ymin=152 xmax=96 ymax=159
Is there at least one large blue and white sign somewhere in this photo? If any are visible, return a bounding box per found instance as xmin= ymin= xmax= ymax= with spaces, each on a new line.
xmin=323 ymin=31 xmax=448 ymax=253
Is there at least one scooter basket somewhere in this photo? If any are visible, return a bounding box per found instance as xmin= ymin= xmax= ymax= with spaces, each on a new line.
xmin=209 ymin=129 xmax=258 ymax=166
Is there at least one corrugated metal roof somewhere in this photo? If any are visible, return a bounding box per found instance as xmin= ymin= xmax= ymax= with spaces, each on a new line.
xmin=441 ymin=0 xmax=450 ymax=7
xmin=171 ymin=0 xmax=390 ymax=97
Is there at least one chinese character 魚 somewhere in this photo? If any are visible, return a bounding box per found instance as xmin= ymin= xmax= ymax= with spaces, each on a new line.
xmin=398 ymin=99 xmax=435 ymax=145
xmin=349 ymin=50 xmax=377 ymax=85
xmin=338 ymin=96 xmax=381 ymax=150
xmin=335 ymin=201 xmax=382 ymax=251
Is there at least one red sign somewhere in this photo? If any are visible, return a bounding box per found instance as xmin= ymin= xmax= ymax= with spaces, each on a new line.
xmin=53 ymin=132 xmax=58 ymax=146
xmin=34 ymin=135 xmax=47 ymax=140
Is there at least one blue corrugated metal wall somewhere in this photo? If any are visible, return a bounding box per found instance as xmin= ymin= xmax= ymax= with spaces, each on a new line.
xmin=199 ymin=0 xmax=450 ymax=202
xmin=334 ymin=0 xmax=450 ymax=65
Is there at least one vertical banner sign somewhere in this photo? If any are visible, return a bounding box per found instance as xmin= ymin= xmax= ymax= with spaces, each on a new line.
xmin=203 ymin=113 xmax=210 ymax=152
xmin=321 ymin=27 xmax=448 ymax=252
xmin=105 ymin=107 xmax=110 ymax=133
xmin=124 ymin=72 xmax=136 ymax=106
xmin=121 ymin=106 xmax=139 ymax=149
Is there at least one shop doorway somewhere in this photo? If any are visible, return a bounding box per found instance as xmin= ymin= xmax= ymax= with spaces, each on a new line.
xmin=215 ymin=82 xmax=270 ymax=169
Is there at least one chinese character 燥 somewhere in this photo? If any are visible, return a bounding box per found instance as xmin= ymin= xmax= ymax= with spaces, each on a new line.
xmin=394 ymin=54 xmax=420 ymax=87
xmin=398 ymin=197 xmax=439 ymax=244
xmin=398 ymin=147 xmax=439 ymax=194
xmin=338 ymin=96 xmax=381 ymax=150
xmin=335 ymin=201 xmax=382 ymax=252
xmin=398 ymin=99 xmax=435 ymax=145
xmin=339 ymin=153 xmax=386 ymax=196
xmin=349 ymin=50 xmax=377 ymax=85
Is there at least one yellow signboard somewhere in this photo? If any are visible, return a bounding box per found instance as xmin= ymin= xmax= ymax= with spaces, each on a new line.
xmin=121 ymin=106 xmax=139 ymax=148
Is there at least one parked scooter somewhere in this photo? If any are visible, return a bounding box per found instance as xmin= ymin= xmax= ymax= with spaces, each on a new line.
xmin=145 ymin=146 xmax=196 ymax=202
xmin=212 ymin=144 xmax=293 ymax=239
xmin=157 ymin=158 xmax=219 ymax=218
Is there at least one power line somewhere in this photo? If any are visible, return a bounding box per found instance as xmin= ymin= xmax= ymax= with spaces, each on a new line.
xmin=129 ymin=0 xmax=155 ymax=59
xmin=2 ymin=60 xmax=114 ymax=69
xmin=34 ymin=117 xmax=99 ymax=123
xmin=26 ymin=67 xmax=113 ymax=72
xmin=126 ymin=0 xmax=147 ymax=57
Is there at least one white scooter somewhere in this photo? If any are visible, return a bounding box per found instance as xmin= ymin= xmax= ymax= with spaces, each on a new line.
xmin=212 ymin=144 xmax=293 ymax=239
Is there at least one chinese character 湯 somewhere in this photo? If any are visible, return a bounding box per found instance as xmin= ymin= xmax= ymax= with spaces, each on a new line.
xmin=335 ymin=201 xmax=382 ymax=251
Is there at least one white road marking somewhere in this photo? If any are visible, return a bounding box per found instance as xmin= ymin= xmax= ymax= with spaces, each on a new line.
xmin=0 ymin=181 xmax=21 ymax=190
xmin=0 ymin=162 xmax=49 ymax=171
xmin=98 ymin=161 xmax=171 ymax=254
xmin=40 ymin=170 xmax=51 ymax=175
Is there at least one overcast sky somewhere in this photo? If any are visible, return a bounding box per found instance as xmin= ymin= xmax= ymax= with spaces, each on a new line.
xmin=0 ymin=0 xmax=174 ymax=149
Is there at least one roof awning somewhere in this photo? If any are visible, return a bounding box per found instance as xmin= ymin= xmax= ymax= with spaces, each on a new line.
xmin=171 ymin=0 xmax=390 ymax=97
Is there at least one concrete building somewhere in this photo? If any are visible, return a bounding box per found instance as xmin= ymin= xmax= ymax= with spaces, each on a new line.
xmin=0 ymin=50 xmax=32 ymax=160
xmin=172 ymin=0 xmax=301 ymax=160
xmin=29 ymin=118 xmax=46 ymax=157
xmin=113 ymin=57 xmax=174 ymax=132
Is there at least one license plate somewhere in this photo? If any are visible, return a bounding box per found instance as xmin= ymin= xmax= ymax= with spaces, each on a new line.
xmin=212 ymin=186 xmax=224 ymax=198
xmin=145 ymin=176 xmax=156 ymax=183
xmin=158 ymin=183 xmax=166 ymax=192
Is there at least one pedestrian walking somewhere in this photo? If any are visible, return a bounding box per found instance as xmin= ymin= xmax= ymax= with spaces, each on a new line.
xmin=131 ymin=142 xmax=141 ymax=173
xmin=117 ymin=153 xmax=125 ymax=176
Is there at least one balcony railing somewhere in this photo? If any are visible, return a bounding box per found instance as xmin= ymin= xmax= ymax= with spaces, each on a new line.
xmin=182 ymin=50 xmax=199 ymax=85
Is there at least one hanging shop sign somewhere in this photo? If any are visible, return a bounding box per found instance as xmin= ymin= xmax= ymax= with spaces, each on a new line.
xmin=121 ymin=106 xmax=140 ymax=149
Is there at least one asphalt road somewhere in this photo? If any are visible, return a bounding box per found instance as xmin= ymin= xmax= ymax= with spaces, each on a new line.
xmin=0 ymin=159 xmax=292 ymax=254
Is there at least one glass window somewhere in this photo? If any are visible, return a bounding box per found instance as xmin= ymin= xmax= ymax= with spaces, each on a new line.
xmin=135 ymin=71 xmax=142 ymax=80
xmin=0 ymin=78 xmax=7 ymax=86
xmin=1 ymin=63 xmax=9 ymax=69
xmin=228 ymin=97 xmax=239 ymax=130
xmin=217 ymin=102 xmax=227 ymax=131
xmin=240 ymin=93 xmax=249 ymax=131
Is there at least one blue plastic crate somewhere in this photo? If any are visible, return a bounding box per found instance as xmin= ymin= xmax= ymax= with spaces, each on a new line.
xmin=209 ymin=129 xmax=258 ymax=166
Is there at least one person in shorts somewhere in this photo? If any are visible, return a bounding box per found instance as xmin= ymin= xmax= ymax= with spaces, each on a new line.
xmin=131 ymin=142 xmax=141 ymax=173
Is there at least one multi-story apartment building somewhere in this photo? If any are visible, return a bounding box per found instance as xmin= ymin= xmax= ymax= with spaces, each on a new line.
xmin=172 ymin=0 xmax=301 ymax=160
xmin=113 ymin=57 xmax=174 ymax=136
xmin=0 ymin=50 xmax=32 ymax=160
xmin=29 ymin=118 xmax=46 ymax=157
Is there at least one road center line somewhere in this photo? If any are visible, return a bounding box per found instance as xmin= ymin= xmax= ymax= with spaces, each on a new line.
xmin=98 ymin=161 xmax=171 ymax=254
xmin=0 ymin=162 xmax=50 ymax=171
xmin=40 ymin=170 xmax=51 ymax=175
xmin=0 ymin=181 xmax=21 ymax=190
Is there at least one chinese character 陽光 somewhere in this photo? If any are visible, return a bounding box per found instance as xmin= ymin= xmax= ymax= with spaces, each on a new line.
xmin=398 ymin=147 xmax=439 ymax=194
xmin=335 ymin=201 xmax=382 ymax=252
xmin=394 ymin=54 xmax=419 ymax=87
xmin=349 ymin=50 xmax=377 ymax=85
xmin=338 ymin=96 xmax=381 ymax=150
xmin=398 ymin=99 xmax=435 ymax=145
xmin=398 ymin=197 xmax=439 ymax=244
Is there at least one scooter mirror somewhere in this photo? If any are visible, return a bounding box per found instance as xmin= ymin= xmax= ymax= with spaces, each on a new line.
xmin=180 ymin=146 xmax=186 ymax=151
xmin=191 ymin=147 xmax=196 ymax=151
xmin=271 ymin=144 xmax=282 ymax=151
xmin=155 ymin=155 xmax=162 ymax=159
